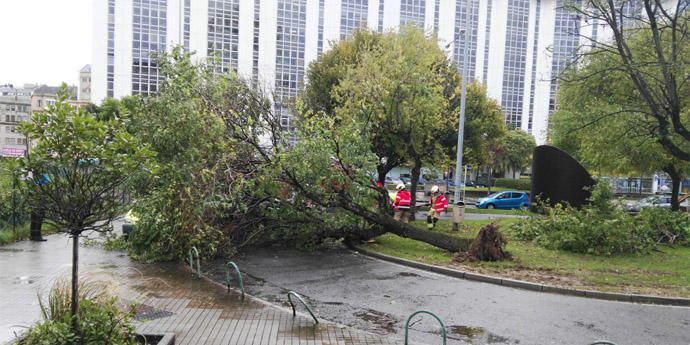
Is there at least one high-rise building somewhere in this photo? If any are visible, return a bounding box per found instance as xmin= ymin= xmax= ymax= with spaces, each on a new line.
xmin=93 ymin=0 xmax=612 ymax=143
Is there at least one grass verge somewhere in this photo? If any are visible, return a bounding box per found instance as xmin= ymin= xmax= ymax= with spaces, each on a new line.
xmin=363 ymin=219 xmax=690 ymax=298
xmin=0 ymin=223 xmax=58 ymax=245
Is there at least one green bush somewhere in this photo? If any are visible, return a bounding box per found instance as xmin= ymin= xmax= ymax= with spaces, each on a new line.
xmin=0 ymin=160 xmax=29 ymax=230
xmin=510 ymin=183 xmax=690 ymax=255
xmin=637 ymin=208 xmax=690 ymax=245
xmin=494 ymin=178 xmax=531 ymax=191
xmin=19 ymin=279 xmax=137 ymax=345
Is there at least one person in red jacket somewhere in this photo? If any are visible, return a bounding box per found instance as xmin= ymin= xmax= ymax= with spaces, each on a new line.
xmin=393 ymin=183 xmax=412 ymax=223
xmin=427 ymin=185 xmax=448 ymax=229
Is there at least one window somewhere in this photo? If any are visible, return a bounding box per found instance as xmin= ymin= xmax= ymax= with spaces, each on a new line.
xmin=454 ymin=0 xmax=480 ymax=82
xmin=400 ymin=0 xmax=425 ymax=27
xmin=132 ymin=0 xmax=167 ymax=97
xmin=500 ymin=0 xmax=530 ymax=128
xmin=549 ymin=0 xmax=582 ymax=115
xmin=340 ymin=0 xmax=368 ymax=40
xmin=207 ymin=0 xmax=241 ymax=73
xmin=274 ymin=0 xmax=307 ymax=137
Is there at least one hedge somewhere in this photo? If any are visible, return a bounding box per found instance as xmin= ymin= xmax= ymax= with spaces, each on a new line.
xmin=494 ymin=178 xmax=531 ymax=191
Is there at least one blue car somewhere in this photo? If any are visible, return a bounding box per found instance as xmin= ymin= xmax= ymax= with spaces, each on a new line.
xmin=476 ymin=191 xmax=530 ymax=210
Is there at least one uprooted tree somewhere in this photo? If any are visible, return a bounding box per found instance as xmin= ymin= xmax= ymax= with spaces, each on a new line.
xmin=120 ymin=47 xmax=470 ymax=259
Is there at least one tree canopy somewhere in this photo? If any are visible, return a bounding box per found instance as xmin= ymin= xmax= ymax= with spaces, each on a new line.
xmin=550 ymin=19 xmax=690 ymax=209
xmin=564 ymin=1 xmax=690 ymax=162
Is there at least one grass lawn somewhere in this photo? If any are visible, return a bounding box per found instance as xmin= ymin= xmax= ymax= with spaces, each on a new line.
xmin=0 ymin=223 xmax=58 ymax=245
xmin=363 ymin=219 xmax=690 ymax=298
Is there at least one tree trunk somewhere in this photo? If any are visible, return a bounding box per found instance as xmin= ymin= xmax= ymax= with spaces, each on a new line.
xmin=376 ymin=164 xmax=394 ymax=214
xmin=71 ymin=232 xmax=79 ymax=334
xmin=663 ymin=166 xmax=681 ymax=211
xmin=409 ymin=158 xmax=422 ymax=221
xmin=29 ymin=210 xmax=44 ymax=241
xmin=338 ymin=195 xmax=470 ymax=252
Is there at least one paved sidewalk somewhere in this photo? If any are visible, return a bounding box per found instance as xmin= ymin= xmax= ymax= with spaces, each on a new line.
xmin=0 ymin=234 xmax=401 ymax=345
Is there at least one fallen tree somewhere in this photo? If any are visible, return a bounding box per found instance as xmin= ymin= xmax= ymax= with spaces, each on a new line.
xmin=127 ymin=49 xmax=471 ymax=259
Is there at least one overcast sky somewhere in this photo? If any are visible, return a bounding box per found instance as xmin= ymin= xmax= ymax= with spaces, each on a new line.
xmin=0 ymin=0 xmax=92 ymax=88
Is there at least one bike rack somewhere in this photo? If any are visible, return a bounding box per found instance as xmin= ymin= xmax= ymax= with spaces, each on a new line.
xmin=225 ymin=261 xmax=245 ymax=300
xmin=589 ymin=342 xmax=617 ymax=345
xmin=404 ymin=310 xmax=446 ymax=345
xmin=188 ymin=246 xmax=201 ymax=278
xmin=287 ymin=291 xmax=319 ymax=324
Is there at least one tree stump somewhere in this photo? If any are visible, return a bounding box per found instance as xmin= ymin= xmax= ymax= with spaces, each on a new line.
xmin=455 ymin=223 xmax=511 ymax=262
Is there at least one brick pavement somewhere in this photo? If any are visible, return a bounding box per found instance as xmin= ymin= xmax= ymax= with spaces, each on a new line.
xmin=0 ymin=234 xmax=404 ymax=345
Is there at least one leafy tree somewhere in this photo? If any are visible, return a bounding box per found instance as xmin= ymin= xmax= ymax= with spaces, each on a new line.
xmin=332 ymin=26 xmax=452 ymax=213
xmin=125 ymin=49 xmax=239 ymax=261
xmin=550 ymin=29 xmax=689 ymax=209
xmin=564 ymin=1 xmax=690 ymax=161
xmin=500 ymin=129 xmax=536 ymax=178
xmin=19 ymin=85 xmax=152 ymax=333
xmin=439 ymin=82 xmax=506 ymax=169
xmin=301 ymin=28 xmax=506 ymax=203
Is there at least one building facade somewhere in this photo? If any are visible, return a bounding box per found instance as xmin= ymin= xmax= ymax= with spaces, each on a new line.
xmin=0 ymin=85 xmax=34 ymax=157
xmin=92 ymin=0 xmax=614 ymax=143
xmin=79 ymin=65 xmax=92 ymax=101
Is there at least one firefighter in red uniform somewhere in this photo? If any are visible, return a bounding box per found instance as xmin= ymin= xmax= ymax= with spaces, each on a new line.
xmin=427 ymin=185 xmax=448 ymax=229
xmin=393 ymin=183 xmax=412 ymax=223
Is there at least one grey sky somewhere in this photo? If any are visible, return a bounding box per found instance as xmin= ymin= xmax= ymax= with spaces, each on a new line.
xmin=0 ymin=0 xmax=92 ymax=87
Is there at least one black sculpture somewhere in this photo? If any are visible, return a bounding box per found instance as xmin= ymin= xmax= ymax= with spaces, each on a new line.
xmin=531 ymin=145 xmax=595 ymax=208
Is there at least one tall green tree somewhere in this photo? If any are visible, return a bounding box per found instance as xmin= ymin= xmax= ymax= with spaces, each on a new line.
xmin=332 ymin=26 xmax=452 ymax=212
xmin=19 ymin=85 xmax=152 ymax=333
xmin=550 ymin=28 xmax=690 ymax=209
xmin=564 ymin=1 xmax=690 ymax=161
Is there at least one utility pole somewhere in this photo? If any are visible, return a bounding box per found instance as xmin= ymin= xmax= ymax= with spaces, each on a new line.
xmin=452 ymin=0 xmax=471 ymax=231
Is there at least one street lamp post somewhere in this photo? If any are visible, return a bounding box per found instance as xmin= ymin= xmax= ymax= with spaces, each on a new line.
xmin=452 ymin=2 xmax=471 ymax=232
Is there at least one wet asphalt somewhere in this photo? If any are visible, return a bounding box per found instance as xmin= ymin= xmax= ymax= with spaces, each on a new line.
xmin=210 ymin=248 xmax=690 ymax=345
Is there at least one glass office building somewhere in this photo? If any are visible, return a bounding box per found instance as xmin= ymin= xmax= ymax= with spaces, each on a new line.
xmin=93 ymin=0 xmax=607 ymax=143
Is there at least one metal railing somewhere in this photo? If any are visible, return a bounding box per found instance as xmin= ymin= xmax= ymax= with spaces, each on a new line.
xmin=404 ymin=310 xmax=446 ymax=345
xmin=287 ymin=291 xmax=319 ymax=324
xmin=225 ymin=261 xmax=245 ymax=300
xmin=188 ymin=246 xmax=200 ymax=278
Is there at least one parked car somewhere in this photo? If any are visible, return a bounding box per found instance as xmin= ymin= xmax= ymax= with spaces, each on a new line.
xmin=625 ymin=195 xmax=672 ymax=213
xmin=475 ymin=191 xmax=530 ymax=209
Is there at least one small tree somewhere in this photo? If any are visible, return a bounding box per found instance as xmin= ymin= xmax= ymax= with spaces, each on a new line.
xmin=501 ymin=129 xmax=536 ymax=178
xmin=19 ymin=85 xmax=152 ymax=333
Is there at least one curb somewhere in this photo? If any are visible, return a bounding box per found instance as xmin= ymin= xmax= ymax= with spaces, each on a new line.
xmin=354 ymin=247 xmax=690 ymax=307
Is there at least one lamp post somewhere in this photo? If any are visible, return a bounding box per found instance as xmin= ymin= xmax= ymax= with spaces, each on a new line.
xmin=452 ymin=1 xmax=471 ymax=232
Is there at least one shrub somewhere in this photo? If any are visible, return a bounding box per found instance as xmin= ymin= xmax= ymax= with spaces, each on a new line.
xmin=509 ymin=183 xmax=690 ymax=255
xmin=494 ymin=178 xmax=531 ymax=191
xmin=637 ymin=208 xmax=690 ymax=245
xmin=19 ymin=279 xmax=137 ymax=345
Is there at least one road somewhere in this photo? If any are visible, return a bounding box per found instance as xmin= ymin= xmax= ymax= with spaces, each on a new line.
xmin=215 ymin=248 xmax=690 ymax=345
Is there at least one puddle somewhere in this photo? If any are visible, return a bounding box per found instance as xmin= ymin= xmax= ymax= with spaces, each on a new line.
xmin=487 ymin=333 xmax=515 ymax=344
xmin=353 ymin=309 xmax=397 ymax=334
xmin=448 ymin=325 xmax=486 ymax=338
xmin=375 ymin=271 xmax=421 ymax=280
xmin=14 ymin=276 xmax=38 ymax=285
xmin=0 ymin=248 xmax=23 ymax=252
